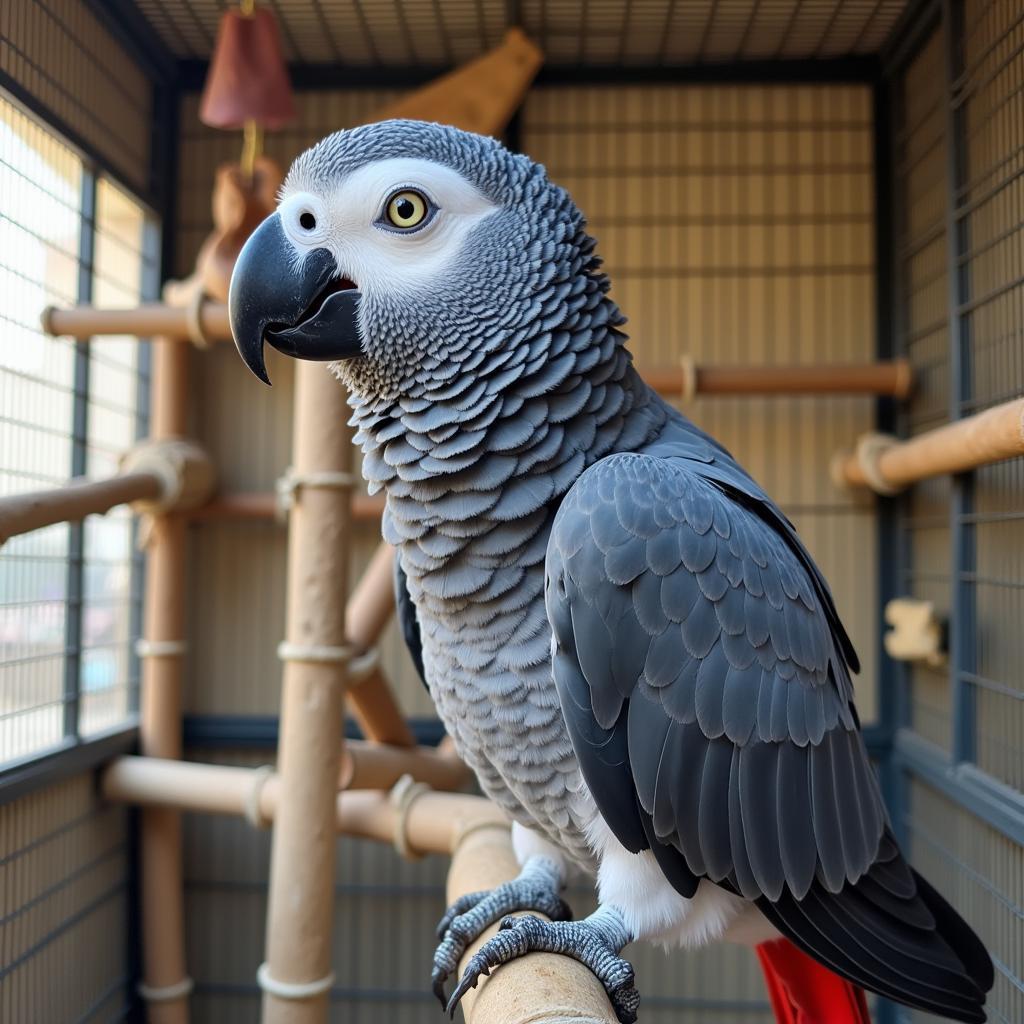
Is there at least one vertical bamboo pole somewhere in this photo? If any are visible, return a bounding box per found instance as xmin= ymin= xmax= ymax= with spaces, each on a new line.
xmin=260 ymin=361 xmax=352 ymax=1024
xmin=138 ymin=337 xmax=191 ymax=1024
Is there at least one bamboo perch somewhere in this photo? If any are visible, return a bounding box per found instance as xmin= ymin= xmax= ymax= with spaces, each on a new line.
xmin=101 ymin=757 xmax=617 ymax=1023
xmin=0 ymin=472 xmax=160 ymax=546
xmin=101 ymin=755 xmax=500 ymax=851
xmin=44 ymin=296 xmax=916 ymax=403
xmin=41 ymin=300 xmax=231 ymax=345
xmin=138 ymin=336 xmax=191 ymax=1024
xmin=646 ymin=358 xmax=913 ymax=399
xmin=0 ymin=439 xmax=215 ymax=546
xmin=339 ymin=739 xmax=469 ymax=792
xmin=344 ymin=541 xmax=416 ymax=747
xmin=260 ymin=360 xmax=353 ymax=1024
xmin=451 ymin=826 xmax=619 ymax=1024
xmin=832 ymin=396 xmax=1024 ymax=494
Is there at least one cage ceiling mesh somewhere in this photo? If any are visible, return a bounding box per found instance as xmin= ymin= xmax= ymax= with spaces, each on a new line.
xmin=133 ymin=0 xmax=909 ymax=66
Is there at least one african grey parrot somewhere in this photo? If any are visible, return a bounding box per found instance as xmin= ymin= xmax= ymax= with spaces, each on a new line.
xmin=228 ymin=119 xmax=993 ymax=1023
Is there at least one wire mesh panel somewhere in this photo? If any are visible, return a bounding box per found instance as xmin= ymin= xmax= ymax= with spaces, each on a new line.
xmin=958 ymin=0 xmax=1024 ymax=793
xmin=0 ymin=95 xmax=80 ymax=763
xmin=80 ymin=179 xmax=155 ymax=736
xmin=891 ymin=7 xmax=1024 ymax=1022
xmin=0 ymin=0 xmax=153 ymax=194
xmin=903 ymin=777 xmax=1023 ymax=1024
xmin=131 ymin=0 xmax=910 ymax=65
xmin=0 ymin=92 xmax=153 ymax=766
xmin=894 ymin=30 xmax=954 ymax=752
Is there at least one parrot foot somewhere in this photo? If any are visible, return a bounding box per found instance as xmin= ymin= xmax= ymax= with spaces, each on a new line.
xmin=431 ymin=855 xmax=571 ymax=1008
xmin=445 ymin=906 xmax=639 ymax=1024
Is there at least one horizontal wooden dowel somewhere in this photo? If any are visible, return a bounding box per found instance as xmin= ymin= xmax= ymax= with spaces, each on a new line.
xmin=833 ymin=397 xmax=1024 ymax=493
xmin=645 ymin=359 xmax=913 ymax=398
xmin=40 ymin=304 xmax=915 ymax=404
xmin=101 ymin=756 xmax=503 ymax=856
xmin=102 ymin=756 xmax=616 ymax=1021
xmin=340 ymin=740 xmax=468 ymax=792
xmin=0 ymin=472 xmax=161 ymax=545
xmin=182 ymin=491 xmax=385 ymax=523
xmin=42 ymin=302 xmax=231 ymax=342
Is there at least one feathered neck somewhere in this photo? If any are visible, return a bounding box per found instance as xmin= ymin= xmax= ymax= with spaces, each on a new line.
xmin=341 ymin=239 xmax=666 ymax=604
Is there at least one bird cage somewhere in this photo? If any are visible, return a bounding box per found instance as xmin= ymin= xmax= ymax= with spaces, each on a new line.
xmin=0 ymin=2 xmax=1021 ymax=1023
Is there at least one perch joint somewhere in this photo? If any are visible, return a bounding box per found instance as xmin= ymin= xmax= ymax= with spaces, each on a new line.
xmin=184 ymin=289 xmax=215 ymax=348
xmin=275 ymin=465 xmax=358 ymax=517
xmin=245 ymin=765 xmax=275 ymax=829
xmin=119 ymin=437 xmax=216 ymax=514
xmin=136 ymin=976 xmax=194 ymax=1003
xmin=389 ymin=773 xmax=432 ymax=860
xmin=256 ymin=962 xmax=336 ymax=1001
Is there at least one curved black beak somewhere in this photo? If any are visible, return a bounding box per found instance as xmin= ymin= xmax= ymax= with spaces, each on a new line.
xmin=228 ymin=213 xmax=363 ymax=385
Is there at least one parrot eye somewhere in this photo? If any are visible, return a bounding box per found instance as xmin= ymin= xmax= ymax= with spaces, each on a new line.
xmin=380 ymin=188 xmax=435 ymax=233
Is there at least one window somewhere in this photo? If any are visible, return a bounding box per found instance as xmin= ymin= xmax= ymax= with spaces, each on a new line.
xmin=0 ymin=92 xmax=157 ymax=768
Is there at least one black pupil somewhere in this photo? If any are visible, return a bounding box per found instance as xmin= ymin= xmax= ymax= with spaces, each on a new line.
xmin=299 ymin=211 xmax=316 ymax=230
xmin=396 ymin=197 xmax=415 ymax=220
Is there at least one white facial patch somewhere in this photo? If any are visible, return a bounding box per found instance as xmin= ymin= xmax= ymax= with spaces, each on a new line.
xmin=278 ymin=157 xmax=498 ymax=300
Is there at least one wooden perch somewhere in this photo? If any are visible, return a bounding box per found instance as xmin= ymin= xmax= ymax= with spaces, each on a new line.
xmin=43 ymin=298 xmax=917 ymax=406
xmin=0 ymin=472 xmax=160 ymax=546
xmin=832 ymin=397 xmax=1024 ymax=494
xmin=102 ymin=757 xmax=618 ymax=1024
xmin=345 ymin=541 xmax=416 ymax=748
xmin=0 ymin=439 xmax=215 ymax=546
xmin=340 ymin=739 xmax=468 ymax=792
xmin=42 ymin=299 xmax=231 ymax=346
xmin=647 ymin=358 xmax=913 ymax=399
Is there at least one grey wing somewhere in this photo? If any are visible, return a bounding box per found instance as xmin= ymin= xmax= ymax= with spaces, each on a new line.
xmin=545 ymin=451 xmax=885 ymax=903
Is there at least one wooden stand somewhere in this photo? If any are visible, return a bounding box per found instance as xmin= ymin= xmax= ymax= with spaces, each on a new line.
xmin=260 ymin=361 xmax=353 ymax=1024
xmin=137 ymin=335 xmax=192 ymax=1024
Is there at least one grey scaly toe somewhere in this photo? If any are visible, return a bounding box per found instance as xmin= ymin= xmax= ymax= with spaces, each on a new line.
xmin=431 ymin=856 xmax=571 ymax=1006
xmin=445 ymin=905 xmax=639 ymax=1024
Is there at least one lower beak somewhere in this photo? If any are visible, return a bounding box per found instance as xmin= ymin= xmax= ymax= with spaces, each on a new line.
xmin=228 ymin=213 xmax=363 ymax=385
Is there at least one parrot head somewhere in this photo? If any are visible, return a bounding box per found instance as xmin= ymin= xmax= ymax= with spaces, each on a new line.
xmin=229 ymin=119 xmax=596 ymax=394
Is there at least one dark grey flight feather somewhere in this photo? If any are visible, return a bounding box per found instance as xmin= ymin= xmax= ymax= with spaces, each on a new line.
xmin=546 ymin=446 xmax=990 ymax=1020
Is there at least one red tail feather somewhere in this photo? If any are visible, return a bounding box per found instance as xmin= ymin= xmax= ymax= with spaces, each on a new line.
xmin=757 ymin=939 xmax=871 ymax=1024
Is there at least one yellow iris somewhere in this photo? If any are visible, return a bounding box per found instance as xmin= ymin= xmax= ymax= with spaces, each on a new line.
xmin=386 ymin=190 xmax=428 ymax=229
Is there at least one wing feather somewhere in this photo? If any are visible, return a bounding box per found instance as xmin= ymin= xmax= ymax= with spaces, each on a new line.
xmin=545 ymin=446 xmax=989 ymax=1021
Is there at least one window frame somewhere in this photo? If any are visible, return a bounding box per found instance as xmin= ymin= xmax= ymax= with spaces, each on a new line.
xmin=0 ymin=88 xmax=161 ymax=804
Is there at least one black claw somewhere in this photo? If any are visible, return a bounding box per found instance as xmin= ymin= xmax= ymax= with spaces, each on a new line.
xmin=432 ymin=972 xmax=447 ymax=1010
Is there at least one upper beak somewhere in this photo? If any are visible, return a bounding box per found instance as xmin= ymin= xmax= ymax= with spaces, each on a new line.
xmin=228 ymin=213 xmax=363 ymax=384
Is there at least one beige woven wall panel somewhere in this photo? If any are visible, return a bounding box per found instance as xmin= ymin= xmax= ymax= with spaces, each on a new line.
xmin=0 ymin=774 xmax=131 ymax=1022
xmin=0 ymin=0 xmax=152 ymax=190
